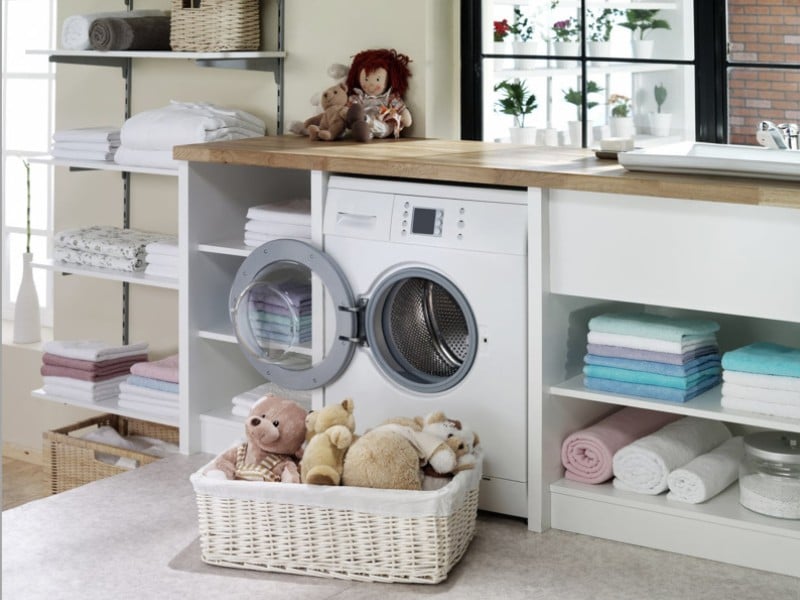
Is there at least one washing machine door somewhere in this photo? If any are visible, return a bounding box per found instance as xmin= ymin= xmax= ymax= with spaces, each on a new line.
xmin=229 ymin=239 xmax=357 ymax=390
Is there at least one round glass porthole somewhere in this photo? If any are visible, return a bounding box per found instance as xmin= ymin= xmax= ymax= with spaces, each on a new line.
xmin=364 ymin=267 xmax=478 ymax=393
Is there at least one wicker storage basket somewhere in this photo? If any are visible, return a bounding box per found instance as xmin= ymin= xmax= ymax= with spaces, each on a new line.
xmin=43 ymin=414 xmax=179 ymax=494
xmin=170 ymin=0 xmax=260 ymax=52
xmin=190 ymin=453 xmax=482 ymax=584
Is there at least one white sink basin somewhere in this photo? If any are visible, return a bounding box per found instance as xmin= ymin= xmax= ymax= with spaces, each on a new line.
xmin=618 ymin=141 xmax=800 ymax=181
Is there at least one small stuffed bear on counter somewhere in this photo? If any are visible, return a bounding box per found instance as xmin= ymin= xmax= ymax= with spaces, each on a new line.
xmin=204 ymin=394 xmax=307 ymax=483
xmin=301 ymin=81 xmax=349 ymax=141
xmin=300 ymin=398 xmax=356 ymax=485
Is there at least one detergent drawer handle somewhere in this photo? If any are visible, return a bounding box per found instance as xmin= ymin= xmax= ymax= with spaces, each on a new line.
xmin=336 ymin=211 xmax=377 ymax=227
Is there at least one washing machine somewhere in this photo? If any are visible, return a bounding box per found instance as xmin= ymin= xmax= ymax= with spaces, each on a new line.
xmin=229 ymin=175 xmax=529 ymax=517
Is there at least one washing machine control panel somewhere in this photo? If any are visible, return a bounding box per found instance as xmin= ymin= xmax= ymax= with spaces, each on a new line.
xmin=409 ymin=206 xmax=443 ymax=237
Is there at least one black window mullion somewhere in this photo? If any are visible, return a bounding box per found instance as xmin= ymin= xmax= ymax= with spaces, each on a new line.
xmin=694 ymin=0 xmax=727 ymax=143
xmin=460 ymin=0 xmax=483 ymax=140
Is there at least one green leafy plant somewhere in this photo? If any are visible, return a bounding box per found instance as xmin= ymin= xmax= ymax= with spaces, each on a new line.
xmin=654 ymin=82 xmax=668 ymax=113
xmin=609 ymin=94 xmax=631 ymax=118
xmin=587 ymin=8 xmax=622 ymax=43
xmin=22 ymin=159 xmax=31 ymax=254
xmin=509 ymin=7 xmax=534 ymax=42
xmin=552 ymin=17 xmax=581 ymax=43
xmin=494 ymin=79 xmax=538 ymax=127
xmin=618 ymin=9 xmax=671 ymax=40
xmin=563 ymin=81 xmax=603 ymax=120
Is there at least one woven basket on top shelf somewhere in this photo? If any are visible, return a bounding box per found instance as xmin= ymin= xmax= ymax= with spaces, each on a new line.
xmin=43 ymin=414 xmax=179 ymax=495
xmin=170 ymin=0 xmax=261 ymax=52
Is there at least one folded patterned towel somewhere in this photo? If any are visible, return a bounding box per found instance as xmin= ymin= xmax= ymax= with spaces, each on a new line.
xmin=720 ymin=395 xmax=800 ymax=419
xmin=722 ymin=342 xmax=800 ymax=377
xmin=561 ymin=407 xmax=682 ymax=484
xmin=60 ymin=10 xmax=169 ymax=50
xmin=126 ymin=375 xmax=179 ymax=394
xmin=44 ymin=340 xmax=148 ymax=362
xmin=55 ymin=246 xmax=146 ymax=272
xmin=89 ymin=16 xmax=171 ymax=51
xmin=246 ymin=199 xmax=312 ymax=226
xmin=587 ymin=343 xmax=719 ymax=366
xmin=129 ymin=354 xmax=179 ymax=383
xmin=42 ymin=352 xmax=147 ymax=372
xmin=584 ymin=375 xmax=720 ymax=403
xmin=55 ymin=226 xmax=175 ymax=260
xmin=723 ymin=368 xmax=800 ymax=392
xmin=584 ymin=354 xmax=721 ymax=377
xmin=588 ymin=312 xmax=720 ymax=342
xmin=52 ymin=126 xmax=121 ymax=143
xmin=721 ymin=381 xmax=800 ymax=407
xmin=612 ymin=417 xmax=731 ymax=495
xmin=583 ymin=364 xmax=721 ymax=390
xmin=666 ymin=437 xmax=743 ymax=504
xmin=244 ymin=219 xmax=312 ymax=238
xmin=587 ymin=331 xmax=717 ymax=355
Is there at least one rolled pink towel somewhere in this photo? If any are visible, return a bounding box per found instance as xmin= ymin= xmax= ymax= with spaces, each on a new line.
xmin=561 ymin=407 xmax=682 ymax=484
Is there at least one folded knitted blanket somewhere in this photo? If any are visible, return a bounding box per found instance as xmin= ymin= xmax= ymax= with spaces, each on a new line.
xmin=89 ymin=16 xmax=171 ymax=51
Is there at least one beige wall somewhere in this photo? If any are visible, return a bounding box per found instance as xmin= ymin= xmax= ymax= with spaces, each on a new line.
xmin=2 ymin=0 xmax=460 ymax=461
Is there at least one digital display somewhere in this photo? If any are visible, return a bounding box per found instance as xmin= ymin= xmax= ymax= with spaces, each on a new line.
xmin=411 ymin=207 xmax=438 ymax=235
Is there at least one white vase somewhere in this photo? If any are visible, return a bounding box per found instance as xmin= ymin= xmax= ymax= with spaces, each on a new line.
xmin=610 ymin=116 xmax=635 ymax=139
xmin=509 ymin=126 xmax=537 ymax=144
xmin=588 ymin=41 xmax=611 ymax=64
xmin=553 ymin=41 xmax=580 ymax=68
xmin=632 ymin=39 xmax=654 ymax=59
xmin=567 ymin=120 xmax=594 ymax=147
xmin=13 ymin=252 xmax=41 ymax=344
xmin=649 ymin=112 xmax=672 ymax=137
xmin=512 ymin=41 xmax=538 ymax=69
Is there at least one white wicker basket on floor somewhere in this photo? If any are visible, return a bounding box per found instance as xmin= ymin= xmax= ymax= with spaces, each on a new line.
xmin=190 ymin=453 xmax=482 ymax=584
xmin=170 ymin=0 xmax=260 ymax=52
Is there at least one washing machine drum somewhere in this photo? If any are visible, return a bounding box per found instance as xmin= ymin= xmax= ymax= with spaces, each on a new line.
xmin=229 ymin=239 xmax=478 ymax=393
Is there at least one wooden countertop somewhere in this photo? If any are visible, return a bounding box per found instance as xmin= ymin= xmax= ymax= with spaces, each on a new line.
xmin=173 ymin=136 xmax=800 ymax=209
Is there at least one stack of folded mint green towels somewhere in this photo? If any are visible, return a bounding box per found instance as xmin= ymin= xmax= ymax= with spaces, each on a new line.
xmin=721 ymin=342 xmax=800 ymax=419
xmin=583 ymin=312 xmax=722 ymax=402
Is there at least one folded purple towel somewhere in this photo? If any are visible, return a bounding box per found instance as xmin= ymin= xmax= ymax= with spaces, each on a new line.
xmin=586 ymin=343 xmax=719 ymax=366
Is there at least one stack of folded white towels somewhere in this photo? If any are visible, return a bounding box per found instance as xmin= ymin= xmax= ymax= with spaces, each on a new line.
xmin=54 ymin=225 xmax=176 ymax=273
xmin=118 ymin=354 xmax=179 ymax=420
xmin=144 ymin=240 xmax=178 ymax=279
xmin=40 ymin=340 xmax=149 ymax=404
xmin=51 ymin=127 xmax=120 ymax=162
xmin=244 ymin=198 xmax=311 ymax=247
xmin=114 ymin=101 xmax=266 ymax=170
xmin=721 ymin=342 xmax=800 ymax=419
xmin=230 ymin=382 xmax=312 ymax=418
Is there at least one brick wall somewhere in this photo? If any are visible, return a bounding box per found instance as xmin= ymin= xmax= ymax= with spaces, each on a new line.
xmin=727 ymin=0 xmax=800 ymax=144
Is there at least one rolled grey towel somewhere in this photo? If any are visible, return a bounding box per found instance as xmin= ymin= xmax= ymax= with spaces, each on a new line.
xmin=89 ymin=16 xmax=171 ymax=51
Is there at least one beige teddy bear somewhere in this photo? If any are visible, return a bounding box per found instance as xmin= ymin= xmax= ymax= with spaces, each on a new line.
xmin=303 ymin=82 xmax=349 ymax=141
xmin=300 ymin=398 xmax=356 ymax=485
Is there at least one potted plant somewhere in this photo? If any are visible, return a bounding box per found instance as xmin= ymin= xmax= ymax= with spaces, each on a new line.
xmin=608 ymin=94 xmax=635 ymax=139
xmin=494 ymin=78 xmax=538 ymax=143
xmin=552 ymin=17 xmax=581 ymax=67
xmin=618 ymin=9 xmax=671 ymax=58
xmin=587 ymin=8 xmax=621 ymax=60
xmin=563 ymin=80 xmax=602 ymax=146
xmin=12 ymin=159 xmax=41 ymax=343
xmin=649 ymin=82 xmax=671 ymax=136
xmin=509 ymin=7 xmax=536 ymax=66
xmin=493 ymin=18 xmax=511 ymax=52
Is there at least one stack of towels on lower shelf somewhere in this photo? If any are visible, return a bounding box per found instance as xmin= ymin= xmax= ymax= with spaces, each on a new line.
xmin=40 ymin=340 xmax=148 ymax=403
xmin=60 ymin=9 xmax=170 ymax=50
xmin=230 ymin=382 xmax=312 ymax=418
xmin=54 ymin=225 xmax=176 ymax=273
xmin=721 ymin=342 xmax=800 ymax=419
xmin=144 ymin=240 xmax=179 ymax=279
xmin=243 ymin=198 xmax=312 ymax=248
xmin=114 ymin=101 xmax=266 ymax=170
xmin=561 ymin=407 xmax=744 ymax=504
xmin=583 ymin=312 xmax=722 ymax=402
xmin=51 ymin=127 xmax=120 ymax=162
xmin=247 ymin=282 xmax=312 ymax=346
xmin=118 ymin=354 xmax=179 ymax=420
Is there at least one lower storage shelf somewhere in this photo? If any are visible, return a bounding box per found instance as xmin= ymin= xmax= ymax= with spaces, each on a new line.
xmin=32 ymin=388 xmax=179 ymax=428
xmin=550 ymin=478 xmax=800 ymax=577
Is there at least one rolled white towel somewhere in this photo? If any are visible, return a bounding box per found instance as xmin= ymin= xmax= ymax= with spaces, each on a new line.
xmin=612 ymin=417 xmax=731 ymax=495
xmin=666 ymin=436 xmax=744 ymax=504
xmin=61 ymin=10 xmax=169 ymax=50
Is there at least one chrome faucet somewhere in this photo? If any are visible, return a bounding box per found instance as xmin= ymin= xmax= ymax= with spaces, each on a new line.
xmin=757 ymin=120 xmax=799 ymax=149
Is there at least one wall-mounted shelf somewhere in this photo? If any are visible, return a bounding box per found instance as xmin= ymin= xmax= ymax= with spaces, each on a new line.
xmin=28 ymin=155 xmax=178 ymax=176
xmin=31 ymin=388 xmax=178 ymax=428
xmin=32 ymin=259 xmax=179 ymax=290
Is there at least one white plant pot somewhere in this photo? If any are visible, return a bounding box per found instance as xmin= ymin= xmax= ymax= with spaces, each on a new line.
xmin=632 ymin=39 xmax=654 ymax=59
xmin=610 ymin=116 xmax=635 ymax=139
xmin=567 ymin=120 xmax=594 ymax=147
xmin=509 ymin=126 xmax=537 ymax=144
xmin=553 ymin=41 xmax=580 ymax=68
xmin=649 ymin=112 xmax=672 ymax=137
xmin=588 ymin=41 xmax=611 ymax=64
xmin=13 ymin=252 xmax=41 ymax=344
xmin=512 ymin=41 xmax=538 ymax=69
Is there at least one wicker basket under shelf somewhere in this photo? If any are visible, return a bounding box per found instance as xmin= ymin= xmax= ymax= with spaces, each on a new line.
xmin=43 ymin=414 xmax=179 ymax=495
xmin=190 ymin=453 xmax=482 ymax=584
xmin=170 ymin=0 xmax=261 ymax=52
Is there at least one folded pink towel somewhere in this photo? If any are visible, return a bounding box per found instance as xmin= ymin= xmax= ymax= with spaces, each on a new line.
xmin=41 ymin=364 xmax=133 ymax=382
xmin=42 ymin=352 xmax=148 ymax=372
xmin=130 ymin=353 xmax=179 ymax=383
xmin=561 ymin=407 xmax=682 ymax=484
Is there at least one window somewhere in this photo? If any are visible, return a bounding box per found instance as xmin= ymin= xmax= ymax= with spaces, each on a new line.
xmin=2 ymin=0 xmax=55 ymax=325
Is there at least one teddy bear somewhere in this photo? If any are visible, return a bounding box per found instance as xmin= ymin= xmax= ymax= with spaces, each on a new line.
xmin=300 ymin=398 xmax=356 ymax=485
xmin=419 ymin=411 xmax=480 ymax=490
xmin=301 ymin=82 xmax=349 ymax=141
xmin=341 ymin=416 xmax=458 ymax=491
xmin=205 ymin=394 xmax=308 ymax=483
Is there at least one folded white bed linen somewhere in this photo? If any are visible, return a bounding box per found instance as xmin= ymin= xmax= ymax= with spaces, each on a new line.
xmin=52 ymin=141 xmax=119 ymax=152
xmin=666 ymin=436 xmax=743 ymax=504
xmin=169 ymin=100 xmax=266 ymax=130
xmin=118 ymin=393 xmax=178 ymax=412
xmin=119 ymin=382 xmax=179 ymax=403
xmin=244 ymin=219 xmax=311 ymax=237
xmin=61 ymin=10 xmax=170 ymax=50
xmin=118 ymin=397 xmax=179 ymax=417
xmin=44 ymin=340 xmax=148 ymax=362
xmin=42 ymin=374 xmax=127 ymax=392
xmin=587 ymin=331 xmax=717 ymax=355
xmin=246 ymin=199 xmax=312 ymax=226
xmin=721 ymin=395 xmax=800 ymax=419
xmin=721 ymin=381 xmax=800 ymax=407
xmin=144 ymin=263 xmax=178 ymax=279
xmin=723 ymin=369 xmax=800 ymax=392
xmin=42 ymin=383 xmax=119 ymax=403
xmin=145 ymin=241 xmax=178 ymax=257
xmin=113 ymin=146 xmax=180 ymax=170
xmin=612 ymin=417 xmax=731 ymax=495
xmin=52 ymin=126 xmax=120 ymax=143
xmin=51 ymin=147 xmax=116 ymax=162
xmin=145 ymin=252 xmax=178 ymax=267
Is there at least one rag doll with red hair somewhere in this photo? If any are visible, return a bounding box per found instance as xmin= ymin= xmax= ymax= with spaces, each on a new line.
xmin=344 ymin=48 xmax=413 ymax=141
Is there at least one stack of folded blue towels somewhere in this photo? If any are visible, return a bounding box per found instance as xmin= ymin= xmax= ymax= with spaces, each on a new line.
xmin=583 ymin=312 xmax=722 ymax=402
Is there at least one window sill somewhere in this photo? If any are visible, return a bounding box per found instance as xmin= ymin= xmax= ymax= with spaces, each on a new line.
xmin=1 ymin=320 xmax=53 ymax=352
